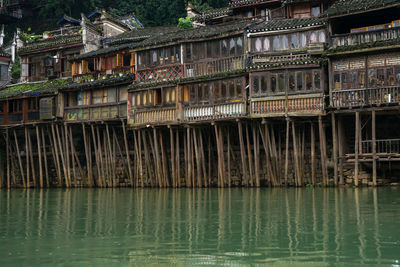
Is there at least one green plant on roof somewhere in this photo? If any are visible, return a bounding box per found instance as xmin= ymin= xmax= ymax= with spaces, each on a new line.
xmin=178 ymin=17 xmax=193 ymax=30
xmin=21 ymin=28 xmax=42 ymax=43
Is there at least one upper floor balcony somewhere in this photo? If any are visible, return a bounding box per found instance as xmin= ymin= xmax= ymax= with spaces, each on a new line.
xmin=184 ymin=55 xmax=245 ymax=78
xmin=331 ymin=26 xmax=400 ymax=49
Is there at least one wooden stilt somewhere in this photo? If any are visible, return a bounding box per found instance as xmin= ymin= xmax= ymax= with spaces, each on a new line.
xmin=170 ymin=128 xmax=176 ymax=188
xmin=41 ymin=128 xmax=49 ymax=187
xmin=36 ymin=125 xmax=44 ymax=188
xmin=13 ymin=129 xmax=26 ymax=188
xmin=219 ymin=126 xmax=226 ymax=187
xmin=186 ymin=127 xmax=192 ymax=188
xmin=214 ymin=124 xmax=222 ymax=187
xmin=238 ymin=121 xmax=248 ymax=186
xmin=25 ymin=127 xmax=30 ymax=187
xmin=50 ymin=124 xmax=61 ymax=186
xmin=331 ymin=113 xmax=338 ymax=185
xmin=259 ymin=123 xmax=272 ymax=186
xmin=55 ymin=124 xmax=67 ymax=187
xmin=27 ymin=128 xmax=36 ymax=187
xmin=227 ymin=128 xmax=231 ymax=187
xmin=311 ymin=123 xmax=316 ymax=185
xmin=318 ymin=116 xmax=328 ymax=186
xmin=152 ymin=127 xmax=163 ymax=187
xmin=190 ymin=129 xmax=195 ymax=188
xmin=252 ymin=123 xmax=260 ymax=187
xmin=207 ymin=132 xmax=212 ymax=186
xmin=122 ymin=122 xmax=133 ymax=187
xmin=245 ymin=123 xmax=254 ymax=187
xmin=338 ymin=117 xmax=344 ymax=185
xmin=193 ymin=128 xmax=202 ymax=188
xmin=105 ymin=124 xmax=115 ymax=187
xmin=90 ymin=124 xmax=101 ymax=187
xmin=292 ymin=121 xmax=300 ymax=187
xmin=199 ymin=129 xmax=207 ymax=187
xmin=354 ymin=112 xmax=360 ymax=186
xmin=372 ymin=110 xmax=377 ymax=186
xmin=6 ymin=128 xmax=10 ymax=189
xmin=284 ymin=119 xmax=290 ymax=186
xmin=82 ymin=124 xmax=92 ymax=187
xmin=159 ymin=130 xmax=169 ymax=187
xmin=138 ymin=130 xmax=144 ymax=187
xmin=176 ymin=130 xmax=181 ymax=188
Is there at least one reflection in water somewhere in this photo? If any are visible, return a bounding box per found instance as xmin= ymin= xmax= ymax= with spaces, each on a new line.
xmin=0 ymin=188 xmax=399 ymax=266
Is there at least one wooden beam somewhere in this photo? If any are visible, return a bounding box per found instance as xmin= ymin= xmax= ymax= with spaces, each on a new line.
xmin=354 ymin=112 xmax=360 ymax=187
xmin=372 ymin=110 xmax=377 ymax=186
xmin=331 ymin=113 xmax=338 ymax=186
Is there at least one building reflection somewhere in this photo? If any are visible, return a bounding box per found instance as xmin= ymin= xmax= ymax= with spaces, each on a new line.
xmin=0 ymin=188 xmax=397 ymax=266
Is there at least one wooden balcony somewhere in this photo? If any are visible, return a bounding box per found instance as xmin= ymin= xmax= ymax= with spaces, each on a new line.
xmin=184 ymin=56 xmax=245 ymax=77
xmin=251 ymin=93 xmax=325 ymax=117
xmin=129 ymin=107 xmax=177 ymax=126
xmin=183 ymin=101 xmax=246 ymax=122
xmin=65 ymin=103 xmax=127 ymax=122
xmin=136 ymin=64 xmax=183 ymax=83
xmin=332 ymin=86 xmax=400 ymax=108
xmin=331 ymin=27 xmax=400 ymax=48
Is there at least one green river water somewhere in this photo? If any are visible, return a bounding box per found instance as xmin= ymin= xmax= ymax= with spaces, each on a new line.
xmin=0 ymin=188 xmax=399 ymax=266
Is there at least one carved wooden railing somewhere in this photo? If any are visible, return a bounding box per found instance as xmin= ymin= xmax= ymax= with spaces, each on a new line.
xmin=362 ymin=139 xmax=400 ymax=154
xmin=251 ymin=93 xmax=324 ymax=117
xmin=184 ymin=101 xmax=246 ymax=122
xmin=136 ymin=64 xmax=183 ymax=82
xmin=332 ymin=86 xmax=400 ymax=108
xmin=184 ymin=55 xmax=244 ymax=77
xmin=65 ymin=103 xmax=127 ymax=121
xmin=332 ymin=27 xmax=400 ymax=48
xmin=129 ymin=107 xmax=176 ymax=125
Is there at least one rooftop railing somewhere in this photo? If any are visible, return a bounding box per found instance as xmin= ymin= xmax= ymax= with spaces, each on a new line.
xmin=331 ymin=27 xmax=400 ymax=48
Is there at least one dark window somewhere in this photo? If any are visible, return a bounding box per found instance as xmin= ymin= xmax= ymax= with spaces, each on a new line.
xmin=198 ymin=84 xmax=203 ymax=101
xmin=334 ymin=73 xmax=341 ymax=89
xmin=359 ymin=71 xmax=366 ymax=88
xmin=253 ymin=76 xmax=259 ymax=95
xmin=214 ymin=81 xmax=221 ymax=100
xmin=221 ymin=81 xmax=227 ymax=99
xmin=207 ymin=42 xmax=212 ymax=58
xmin=190 ymin=85 xmax=197 ymax=102
xmin=204 ymin=84 xmax=209 ymax=101
xmin=278 ymin=73 xmax=285 ymax=92
xmin=237 ymin=37 xmax=243 ymax=55
xmin=314 ymin=71 xmax=321 ymax=90
xmin=261 ymin=76 xmax=268 ymax=93
xmin=123 ymin=54 xmax=131 ymax=67
xmin=377 ymin=69 xmax=385 ymax=86
xmin=271 ymin=75 xmax=277 ymax=92
xmin=28 ymin=97 xmax=38 ymax=111
xmin=222 ymin=40 xmax=228 ymax=57
xmin=305 ymin=72 xmax=312 ymax=90
xmin=297 ymin=72 xmax=303 ymax=90
xmin=236 ymin=79 xmax=243 ymax=97
xmin=229 ymin=79 xmax=235 ymax=98
xmin=186 ymin=44 xmax=191 ymax=60
xmin=0 ymin=102 xmax=3 ymax=113
xmin=230 ymin=38 xmax=236 ymax=56
xmin=214 ymin=40 xmax=220 ymax=57
xmin=289 ymin=73 xmax=295 ymax=91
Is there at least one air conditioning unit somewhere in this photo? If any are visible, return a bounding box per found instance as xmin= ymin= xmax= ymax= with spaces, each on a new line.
xmin=46 ymin=69 xmax=55 ymax=77
xmin=45 ymin=57 xmax=54 ymax=67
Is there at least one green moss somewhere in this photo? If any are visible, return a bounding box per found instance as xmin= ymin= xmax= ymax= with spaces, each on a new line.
xmin=0 ymin=78 xmax=72 ymax=99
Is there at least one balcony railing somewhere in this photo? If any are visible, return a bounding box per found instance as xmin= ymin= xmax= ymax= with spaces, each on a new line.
xmin=129 ymin=107 xmax=177 ymax=125
xmin=332 ymin=86 xmax=400 ymax=108
xmin=332 ymin=27 xmax=400 ymax=48
xmin=136 ymin=64 xmax=183 ymax=83
xmin=251 ymin=93 xmax=325 ymax=117
xmin=184 ymin=101 xmax=246 ymax=122
xmin=184 ymin=55 xmax=245 ymax=77
xmin=362 ymin=139 xmax=400 ymax=154
xmin=65 ymin=103 xmax=127 ymax=122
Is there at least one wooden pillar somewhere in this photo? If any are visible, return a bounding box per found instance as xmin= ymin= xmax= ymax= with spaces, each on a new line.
xmin=122 ymin=121 xmax=133 ymax=187
xmin=41 ymin=128 xmax=49 ymax=187
xmin=36 ymin=125 xmax=44 ymax=188
xmin=331 ymin=113 xmax=338 ymax=186
xmin=13 ymin=129 xmax=26 ymax=188
xmin=291 ymin=121 xmax=300 ymax=187
xmin=338 ymin=117 xmax=344 ymax=185
xmin=354 ymin=112 xmax=360 ymax=187
xmin=310 ymin=123 xmax=316 ymax=185
xmin=284 ymin=119 xmax=290 ymax=186
xmin=318 ymin=116 xmax=328 ymax=186
xmin=372 ymin=110 xmax=377 ymax=186
xmin=237 ymin=121 xmax=248 ymax=186
xmin=6 ymin=128 xmax=10 ymax=189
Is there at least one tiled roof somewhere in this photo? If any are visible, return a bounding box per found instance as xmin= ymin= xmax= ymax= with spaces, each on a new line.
xmin=323 ymin=0 xmax=400 ymax=18
xmin=19 ymin=34 xmax=83 ymax=54
xmin=107 ymin=26 xmax=180 ymax=46
xmin=0 ymin=79 xmax=71 ymax=99
xmin=192 ymin=7 xmax=231 ymax=22
xmin=229 ymin=0 xmax=279 ymax=7
xmin=248 ymin=17 xmax=326 ymax=33
xmin=248 ymin=58 xmax=325 ymax=70
xmin=61 ymin=74 xmax=134 ymax=91
xmin=136 ymin=20 xmax=253 ymax=49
